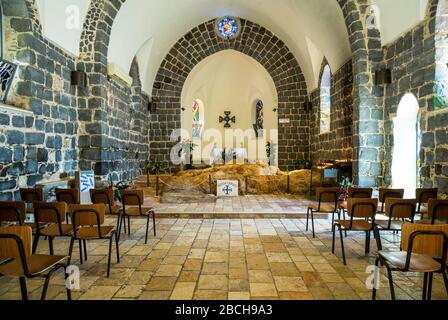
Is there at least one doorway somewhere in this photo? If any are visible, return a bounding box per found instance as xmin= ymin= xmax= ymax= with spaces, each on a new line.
xmin=391 ymin=93 xmax=420 ymax=198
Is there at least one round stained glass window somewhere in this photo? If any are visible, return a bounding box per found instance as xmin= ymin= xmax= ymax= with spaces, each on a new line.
xmin=216 ymin=17 xmax=240 ymax=39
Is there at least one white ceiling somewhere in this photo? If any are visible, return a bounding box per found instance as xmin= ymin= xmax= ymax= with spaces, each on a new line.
xmin=33 ymin=0 xmax=430 ymax=93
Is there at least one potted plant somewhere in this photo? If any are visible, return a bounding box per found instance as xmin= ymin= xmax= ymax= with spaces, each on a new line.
xmin=295 ymin=156 xmax=312 ymax=170
xmin=147 ymin=161 xmax=167 ymax=175
xmin=338 ymin=176 xmax=353 ymax=201
xmin=179 ymin=139 xmax=198 ymax=170
xmin=114 ymin=180 xmax=130 ymax=202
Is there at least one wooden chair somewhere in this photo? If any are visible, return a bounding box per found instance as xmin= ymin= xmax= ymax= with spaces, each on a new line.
xmin=119 ymin=190 xmax=156 ymax=244
xmin=0 ymin=226 xmax=71 ymax=300
xmin=332 ymin=198 xmax=378 ymax=265
xmin=32 ymin=202 xmax=73 ymax=254
xmin=306 ymin=187 xmax=339 ymax=238
xmin=372 ymin=223 xmax=448 ymax=300
xmin=375 ymin=199 xmax=417 ymax=251
xmin=55 ymin=188 xmax=80 ymax=223
xmin=90 ymin=189 xmax=124 ymax=231
xmin=348 ymin=187 xmax=373 ymax=199
xmin=415 ymin=188 xmax=438 ymax=219
xmin=68 ymin=204 xmax=119 ymax=277
xmin=378 ymin=188 xmax=404 ymax=213
xmin=0 ymin=201 xmax=38 ymax=232
xmin=20 ymin=188 xmax=44 ymax=214
xmin=421 ymin=199 xmax=448 ymax=225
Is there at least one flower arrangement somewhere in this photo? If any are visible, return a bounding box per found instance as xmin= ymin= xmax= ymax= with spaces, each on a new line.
xmin=338 ymin=176 xmax=353 ymax=201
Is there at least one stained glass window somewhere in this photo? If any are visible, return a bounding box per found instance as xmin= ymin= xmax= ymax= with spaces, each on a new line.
xmin=217 ymin=17 xmax=239 ymax=39
xmin=192 ymin=99 xmax=203 ymax=138
xmin=320 ymin=65 xmax=331 ymax=133
xmin=253 ymin=99 xmax=264 ymax=138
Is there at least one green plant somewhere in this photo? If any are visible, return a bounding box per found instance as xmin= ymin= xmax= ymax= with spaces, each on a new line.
xmin=147 ymin=161 xmax=167 ymax=175
xmin=295 ymin=156 xmax=312 ymax=169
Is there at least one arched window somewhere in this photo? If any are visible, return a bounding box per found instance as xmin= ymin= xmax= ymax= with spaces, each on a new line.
xmin=320 ymin=64 xmax=331 ymax=133
xmin=192 ymin=99 xmax=204 ymax=138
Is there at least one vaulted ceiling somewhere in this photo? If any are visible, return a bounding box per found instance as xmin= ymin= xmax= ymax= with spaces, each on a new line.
xmin=35 ymin=0 xmax=429 ymax=94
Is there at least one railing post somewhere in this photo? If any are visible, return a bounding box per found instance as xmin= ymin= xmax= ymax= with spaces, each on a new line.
xmin=209 ymin=175 xmax=212 ymax=194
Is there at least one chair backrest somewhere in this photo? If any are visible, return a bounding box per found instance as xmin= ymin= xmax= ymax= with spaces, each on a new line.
xmin=0 ymin=226 xmax=32 ymax=275
xmin=20 ymin=188 xmax=44 ymax=203
xmin=55 ymin=188 xmax=80 ymax=205
xmin=90 ymin=189 xmax=114 ymax=206
xmin=385 ymin=198 xmax=417 ymax=219
xmin=33 ymin=202 xmax=67 ymax=224
xmin=348 ymin=187 xmax=373 ymax=199
xmin=416 ymin=188 xmax=438 ymax=205
xmin=401 ymin=223 xmax=448 ymax=258
xmin=0 ymin=201 xmax=27 ymax=224
xmin=427 ymin=199 xmax=448 ymax=223
xmin=379 ymin=188 xmax=404 ymax=203
xmin=120 ymin=190 xmax=144 ymax=206
xmin=347 ymin=198 xmax=378 ymax=219
xmin=68 ymin=204 xmax=106 ymax=227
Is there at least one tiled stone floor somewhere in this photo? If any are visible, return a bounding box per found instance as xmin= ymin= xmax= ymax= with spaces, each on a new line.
xmin=0 ymin=216 xmax=447 ymax=300
xmin=143 ymin=195 xmax=313 ymax=216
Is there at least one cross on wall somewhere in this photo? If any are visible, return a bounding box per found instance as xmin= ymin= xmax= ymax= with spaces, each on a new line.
xmin=219 ymin=111 xmax=236 ymax=128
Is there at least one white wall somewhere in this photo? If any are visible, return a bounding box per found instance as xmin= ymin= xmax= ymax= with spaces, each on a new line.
xmin=373 ymin=0 xmax=428 ymax=45
xmin=36 ymin=0 xmax=90 ymax=56
xmin=181 ymin=50 xmax=278 ymax=162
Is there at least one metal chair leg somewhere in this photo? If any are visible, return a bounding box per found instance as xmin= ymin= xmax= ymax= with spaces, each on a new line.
xmin=427 ymin=273 xmax=433 ymax=301
xmin=339 ymin=225 xmax=346 ymax=265
xmin=423 ymin=272 xmax=428 ymax=300
xmin=386 ymin=266 xmax=396 ymax=300
xmin=372 ymin=257 xmax=380 ymax=301
xmin=48 ymin=236 xmax=54 ymax=255
xmin=64 ymin=265 xmax=72 ymax=301
xmin=83 ymin=240 xmax=88 ymax=261
xmin=306 ymin=208 xmax=310 ymax=231
xmin=19 ymin=277 xmax=28 ymax=300
xmin=115 ymin=231 xmax=120 ymax=263
xmin=145 ymin=215 xmax=150 ymax=244
xmin=332 ymin=223 xmax=336 ymax=253
xmin=107 ymin=236 xmax=113 ymax=278
xmin=67 ymin=237 xmax=75 ymax=265
xmin=311 ymin=210 xmax=315 ymax=238
xmin=152 ymin=211 xmax=156 ymax=237
xmin=442 ymin=269 xmax=448 ymax=295
xmin=78 ymin=240 xmax=83 ymax=264
xmin=374 ymin=226 xmax=383 ymax=251
xmin=365 ymin=230 xmax=371 ymax=254
xmin=32 ymin=234 xmax=40 ymax=254
xmin=127 ymin=216 xmax=131 ymax=235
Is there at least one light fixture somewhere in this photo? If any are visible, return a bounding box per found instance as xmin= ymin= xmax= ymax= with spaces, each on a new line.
xmin=374 ymin=68 xmax=392 ymax=85
xmin=273 ymin=108 xmax=278 ymax=113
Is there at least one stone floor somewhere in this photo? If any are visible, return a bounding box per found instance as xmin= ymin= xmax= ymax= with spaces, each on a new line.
xmin=143 ymin=195 xmax=314 ymax=217
xmin=0 ymin=216 xmax=447 ymax=300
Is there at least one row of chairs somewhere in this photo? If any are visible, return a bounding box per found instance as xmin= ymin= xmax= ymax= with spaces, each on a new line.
xmin=305 ymin=187 xmax=448 ymax=300
xmin=0 ymin=187 xmax=156 ymax=300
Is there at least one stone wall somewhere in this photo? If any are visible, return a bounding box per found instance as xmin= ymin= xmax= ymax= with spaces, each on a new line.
xmin=0 ymin=0 xmax=149 ymax=200
xmin=310 ymin=59 xmax=354 ymax=164
xmin=150 ymin=18 xmax=309 ymax=171
xmin=381 ymin=12 xmax=447 ymax=194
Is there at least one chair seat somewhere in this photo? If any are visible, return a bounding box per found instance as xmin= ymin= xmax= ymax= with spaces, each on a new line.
xmin=379 ymin=251 xmax=442 ymax=272
xmin=415 ymin=219 xmax=447 ymax=225
xmin=123 ymin=207 xmax=153 ymax=216
xmin=0 ymin=254 xmax=68 ymax=276
xmin=76 ymin=226 xmax=115 ymax=239
xmin=375 ymin=220 xmax=405 ymax=231
xmin=40 ymin=224 xmax=73 ymax=237
xmin=336 ymin=219 xmax=373 ymax=231
xmin=309 ymin=203 xmax=336 ymax=213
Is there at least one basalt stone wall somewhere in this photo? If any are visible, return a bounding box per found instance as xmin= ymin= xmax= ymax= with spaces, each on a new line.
xmin=151 ymin=18 xmax=309 ymax=171
xmin=381 ymin=13 xmax=448 ymax=195
xmin=0 ymin=0 xmax=149 ymax=200
xmin=310 ymin=59 xmax=354 ymax=164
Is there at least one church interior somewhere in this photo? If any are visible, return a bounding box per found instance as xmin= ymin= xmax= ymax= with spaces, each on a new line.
xmin=0 ymin=0 xmax=447 ymax=301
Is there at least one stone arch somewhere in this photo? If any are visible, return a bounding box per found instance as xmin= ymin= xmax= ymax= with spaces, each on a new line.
xmin=150 ymin=18 xmax=309 ymax=171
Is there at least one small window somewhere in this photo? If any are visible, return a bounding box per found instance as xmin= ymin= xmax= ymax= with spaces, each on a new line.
xmin=192 ymin=99 xmax=204 ymax=138
xmin=320 ymin=64 xmax=331 ymax=133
